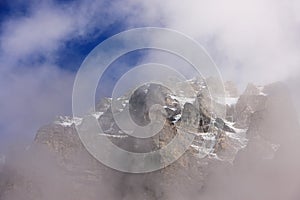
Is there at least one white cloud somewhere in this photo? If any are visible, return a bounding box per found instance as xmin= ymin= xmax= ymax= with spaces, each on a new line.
xmin=1 ymin=4 xmax=73 ymax=60
xmin=0 ymin=0 xmax=128 ymax=62
xmin=133 ymin=0 xmax=300 ymax=86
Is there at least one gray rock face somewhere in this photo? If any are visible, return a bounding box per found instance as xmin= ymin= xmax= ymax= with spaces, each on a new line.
xmin=234 ymin=83 xmax=267 ymax=128
xmin=181 ymin=103 xmax=211 ymax=133
xmin=129 ymin=83 xmax=172 ymax=126
xmin=95 ymin=97 xmax=111 ymax=112
xmin=246 ymin=82 xmax=300 ymax=141
xmin=3 ymin=79 xmax=297 ymax=200
xmin=35 ymin=124 xmax=84 ymax=155
xmin=181 ymin=103 xmax=202 ymax=131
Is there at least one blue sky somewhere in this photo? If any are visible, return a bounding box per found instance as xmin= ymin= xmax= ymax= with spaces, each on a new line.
xmin=0 ymin=0 xmax=155 ymax=72
xmin=1 ymin=0 xmax=300 ymax=153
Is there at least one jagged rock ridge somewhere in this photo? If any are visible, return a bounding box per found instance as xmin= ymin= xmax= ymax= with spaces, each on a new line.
xmin=1 ymin=78 xmax=296 ymax=200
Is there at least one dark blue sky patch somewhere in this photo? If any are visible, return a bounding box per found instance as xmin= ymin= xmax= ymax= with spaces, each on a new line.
xmin=0 ymin=0 xmax=31 ymax=25
xmin=55 ymin=20 xmax=127 ymax=72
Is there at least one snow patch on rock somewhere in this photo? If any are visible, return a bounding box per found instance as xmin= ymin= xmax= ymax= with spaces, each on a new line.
xmin=54 ymin=116 xmax=83 ymax=127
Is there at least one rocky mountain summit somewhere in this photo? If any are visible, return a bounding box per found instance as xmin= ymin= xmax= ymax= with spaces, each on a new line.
xmin=1 ymin=77 xmax=299 ymax=200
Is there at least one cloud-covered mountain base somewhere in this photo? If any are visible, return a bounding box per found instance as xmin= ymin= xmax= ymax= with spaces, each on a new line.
xmin=1 ymin=79 xmax=300 ymax=200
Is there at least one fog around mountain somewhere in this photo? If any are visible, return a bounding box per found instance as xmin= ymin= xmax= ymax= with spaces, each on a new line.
xmin=1 ymin=78 xmax=300 ymax=200
xmin=1 ymin=0 xmax=300 ymax=199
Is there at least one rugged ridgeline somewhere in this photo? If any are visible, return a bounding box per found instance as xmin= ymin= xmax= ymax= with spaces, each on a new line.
xmin=1 ymin=78 xmax=299 ymax=200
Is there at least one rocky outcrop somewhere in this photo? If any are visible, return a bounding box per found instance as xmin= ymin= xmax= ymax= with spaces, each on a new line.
xmin=234 ymin=83 xmax=267 ymax=128
xmin=3 ymin=78 xmax=295 ymax=200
